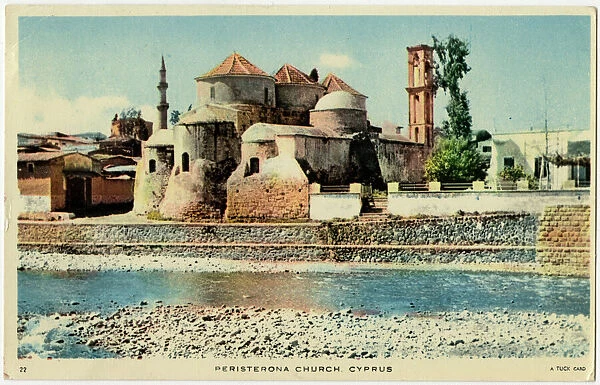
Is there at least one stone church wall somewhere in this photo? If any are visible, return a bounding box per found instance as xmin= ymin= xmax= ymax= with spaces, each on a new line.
xmin=226 ymin=173 xmax=309 ymax=220
xmin=226 ymin=156 xmax=310 ymax=220
xmin=173 ymin=122 xmax=240 ymax=168
xmin=275 ymin=84 xmax=324 ymax=110
xmin=233 ymin=105 xmax=309 ymax=133
xmin=197 ymin=76 xmax=276 ymax=107
xmin=132 ymin=158 xmax=171 ymax=215
xmin=277 ymin=135 xmax=352 ymax=184
xmin=374 ymin=138 xmax=428 ymax=183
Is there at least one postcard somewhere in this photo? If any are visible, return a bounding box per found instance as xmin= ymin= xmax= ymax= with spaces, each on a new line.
xmin=4 ymin=4 xmax=596 ymax=382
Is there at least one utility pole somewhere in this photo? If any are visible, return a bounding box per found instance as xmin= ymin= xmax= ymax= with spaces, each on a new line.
xmin=543 ymin=76 xmax=549 ymax=190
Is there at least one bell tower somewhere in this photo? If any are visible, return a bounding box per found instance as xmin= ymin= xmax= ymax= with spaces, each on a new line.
xmin=406 ymin=45 xmax=434 ymax=147
xmin=157 ymin=56 xmax=169 ymax=130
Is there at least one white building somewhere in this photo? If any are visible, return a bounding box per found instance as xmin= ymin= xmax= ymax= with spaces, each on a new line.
xmin=478 ymin=128 xmax=591 ymax=190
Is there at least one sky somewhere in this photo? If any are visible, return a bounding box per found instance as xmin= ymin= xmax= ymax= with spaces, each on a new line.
xmin=13 ymin=11 xmax=593 ymax=137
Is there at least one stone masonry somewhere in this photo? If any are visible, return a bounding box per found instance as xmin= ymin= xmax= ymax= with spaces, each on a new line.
xmin=226 ymin=174 xmax=309 ymax=220
xmin=536 ymin=205 xmax=591 ymax=277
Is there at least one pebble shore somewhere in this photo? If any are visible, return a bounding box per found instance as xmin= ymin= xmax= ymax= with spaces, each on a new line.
xmin=18 ymin=305 xmax=591 ymax=359
xmin=18 ymin=250 xmax=539 ymax=274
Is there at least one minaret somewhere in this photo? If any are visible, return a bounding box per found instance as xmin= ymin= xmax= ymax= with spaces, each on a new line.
xmin=406 ymin=45 xmax=434 ymax=147
xmin=157 ymin=56 xmax=169 ymax=130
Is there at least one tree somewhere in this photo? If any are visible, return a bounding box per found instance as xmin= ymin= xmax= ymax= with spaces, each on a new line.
xmin=424 ymin=137 xmax=488 ymax=183
xmin=432 ymin=35 xmax=472 ymax=139
xmin=474 ymin=129 xmax=491 ymax=143
xmin=170 ymin=110 xmax=182 ymax=126
xmin=424 ymin=35 xmax=488 ymax=183
xmin=309 ymin=68 xmax=319 ymax=82
xmin=119 ymin=106 xmax=142 ymax=120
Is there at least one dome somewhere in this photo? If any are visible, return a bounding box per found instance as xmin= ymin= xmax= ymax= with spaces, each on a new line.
xmin=145 ymin=128 xmax=174 ymax=147
xmin=313 ymin=91 xmax=365 ymax=111
xmin=177 ymin=106 xmax=221 ymax=124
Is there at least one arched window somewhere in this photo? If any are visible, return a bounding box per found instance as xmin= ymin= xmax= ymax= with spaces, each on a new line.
xmin=413 ymin=54 xmax=420 ymax=86
xmin=264 ymin=87 xmax=269 ymax=104
xmin=182 ymin=152 xmax=190 ymax=172
xmin=149 ymin=159 xmax=156 ymax=173
xmin=249 ymin=157 xmax=260 ymax=175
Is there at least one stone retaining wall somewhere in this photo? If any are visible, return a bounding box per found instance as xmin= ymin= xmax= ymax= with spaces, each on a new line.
xmin=18 ymin=244 xmax=536 ymax=264
xmin=18 ymin=213 xmax=538 ymax=247
xmin=537 ymin=205 xmax=591 ymax=276
xmin=320 ymin=213 xmax=538 ymax=246
xmin=17 ymin=222 xmax=321 ymax=245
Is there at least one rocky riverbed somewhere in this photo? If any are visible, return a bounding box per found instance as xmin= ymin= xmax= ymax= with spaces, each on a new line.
xmin=18 ymin=305 xmax=591 ymax=360
xmin=17 ymin=250 xmax=539 ymax=274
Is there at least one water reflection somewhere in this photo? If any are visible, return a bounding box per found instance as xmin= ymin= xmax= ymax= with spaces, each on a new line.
xmin=18 ymin=269 xmax=590 ymax=317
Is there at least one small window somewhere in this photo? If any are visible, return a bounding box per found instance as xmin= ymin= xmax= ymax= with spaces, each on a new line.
xmin=264 ymin=87 xmax=269 ymax=104
xmin=414 ymin=126 xmax=420 ymax=142
xmin=149 ymin=159 xmax=156 ymax=173
xmin=182 ymin=152 xmax=190 ymax=172
xmin=249 ymin=157 xmax=260 ymax=175
xmin=503 ymin=157 xmax=514 ymax=168
xmin=482 ymin=146 xmax=492 ymax=153
xmin=210 ymin=86 xmax=215 ymax=100
xmin=27 ymin=163 xmax=34 ymax=173
xmin=166 ymin=150 xmax=174 ymax=168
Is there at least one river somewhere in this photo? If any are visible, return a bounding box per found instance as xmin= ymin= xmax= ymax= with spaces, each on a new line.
xmin=19 ymin=269 xmax=590 ymax=317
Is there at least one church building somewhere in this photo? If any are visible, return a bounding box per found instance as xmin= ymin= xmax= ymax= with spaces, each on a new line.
xmin=134 ymin=45 xmax=435 ymax=221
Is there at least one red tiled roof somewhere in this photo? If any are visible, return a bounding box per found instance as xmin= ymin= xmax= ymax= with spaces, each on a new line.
xmin=201 ymin=53 xmax=270 ymax=78
xmin=274 ymin=64 xmax=317 ymax=85
xmin=18 ymin=152 xmax=65 ymax=162
xmin=322 ymin=73 xmax=366 ymax=97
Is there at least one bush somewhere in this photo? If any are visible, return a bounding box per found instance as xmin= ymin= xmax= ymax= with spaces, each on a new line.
xmin=498 ymin=165 xmax=526 ymax=182
xmin=498 ymin=165 xmax=539 ymax=190
xmin=425 ymin=137 xmax=488 ymax=182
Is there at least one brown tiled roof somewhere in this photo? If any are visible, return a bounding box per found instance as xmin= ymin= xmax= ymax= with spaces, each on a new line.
xmin=322 ymin=73 xmax=366 ymax=97
xmin=201 ymin=53 xmax=270 ymax=78
xmin=18 ymin=152 xmax=65 ymax=162
xmin=274 ymin=64 xmax=317 ymax=85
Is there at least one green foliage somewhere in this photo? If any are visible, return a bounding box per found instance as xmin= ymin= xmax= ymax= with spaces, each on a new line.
xmin=498 ymin=165 xmax=539 ymax=189
xmin=170 ymin=110 xmax=182 ymax=126
xmin=119 ymin=106 xmax=142 ymax=120
xmin=424 ymin=137 xmax=488 ymax=183
xmin=309 ymin=68 xmax=319 ymax=82
xmin=432 ymin=35 xmax=471 ymax=97
xmin=147 ymin=210 xmax=167 ymax=221
xmin=474 ymin=129 xmax=492 ymax=142
xmin=441 ymin=91 xmax=472 ymax=139
xmin=432 ymin=35 xmax=472 ymax=140
xmin=498 ymin=165 xmax=526 ymax=182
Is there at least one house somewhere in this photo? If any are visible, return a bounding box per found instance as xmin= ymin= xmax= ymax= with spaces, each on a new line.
xmin=18 ymin=151 xmax=136 ymax=215
xmin=478 ymin=129 xmax=591 ymax=189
